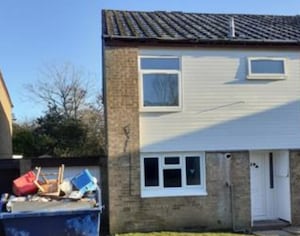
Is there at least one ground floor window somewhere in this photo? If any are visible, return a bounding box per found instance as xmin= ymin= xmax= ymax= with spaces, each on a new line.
xmin=141 ymin=152 xmax=206 ymax=198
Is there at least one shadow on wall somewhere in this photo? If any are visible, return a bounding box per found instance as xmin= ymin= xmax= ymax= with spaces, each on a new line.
xmin=142 ymin=100 xmax=300 ymax=152
xmin=0 ymin=101 xmax=12 ymax=158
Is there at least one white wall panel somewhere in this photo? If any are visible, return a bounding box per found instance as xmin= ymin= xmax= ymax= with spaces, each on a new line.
xmin=139 ymin=48 xmax=300 ymax=152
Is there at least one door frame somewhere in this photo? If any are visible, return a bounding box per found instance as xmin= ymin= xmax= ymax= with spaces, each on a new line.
xmin=250 ymin=150 xmax=291 ymax=223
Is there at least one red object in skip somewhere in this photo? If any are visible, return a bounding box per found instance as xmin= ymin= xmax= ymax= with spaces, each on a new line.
xmin=13 ymin=171 xmax=38 ymax=196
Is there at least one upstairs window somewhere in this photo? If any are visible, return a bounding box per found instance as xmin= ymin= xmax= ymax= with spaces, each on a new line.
xmin=140 ymin=57 xmax=181 ymax=112
xmin=247 ymin=57 xmax=287 ymax=80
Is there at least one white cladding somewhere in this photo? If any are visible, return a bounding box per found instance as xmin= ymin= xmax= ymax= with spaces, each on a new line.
xmin=139 ymin=48 xmax=300 ymax=152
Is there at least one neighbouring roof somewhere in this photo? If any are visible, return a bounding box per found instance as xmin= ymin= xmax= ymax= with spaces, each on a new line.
xmin=102 ymin=10 xmax=300 ymax=45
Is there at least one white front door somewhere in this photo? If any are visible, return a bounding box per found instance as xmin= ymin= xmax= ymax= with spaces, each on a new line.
xmin=250 ymin=150 xmax=291 ymax=222
xmin=250 ymin=151 xmax=270 ymax=220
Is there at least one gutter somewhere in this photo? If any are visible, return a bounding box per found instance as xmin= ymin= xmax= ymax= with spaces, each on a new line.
xmin=103 ymin=35 xmax=300 ymax=47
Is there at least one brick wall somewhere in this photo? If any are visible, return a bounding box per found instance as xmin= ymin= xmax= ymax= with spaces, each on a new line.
xmin=104 ymin=46 xmax=140 ymax=234
xmin=290 ymin=150 xmax=300 ymax=225
xmin=0 ymin=103 xmax=12 ymax=158
xmin=230 ymin=152 xmax=251 ymax=231
xmin=0 ymin=73 xmax=12 ymax=158
xmin=104 ymin=46 xmax=251 ymax=234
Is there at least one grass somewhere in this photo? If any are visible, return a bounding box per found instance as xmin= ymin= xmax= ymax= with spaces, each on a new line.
xmin=116 ymin=232 xmax=251 ymax=236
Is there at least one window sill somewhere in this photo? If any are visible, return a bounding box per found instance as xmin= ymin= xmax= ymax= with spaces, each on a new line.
xmin=247 ymin=75 xmax=287 ymax=80
xmin=140 ymin=106 xmax=182 ymax=113
xmin=141 ymin=188 xmax=207 ymax=198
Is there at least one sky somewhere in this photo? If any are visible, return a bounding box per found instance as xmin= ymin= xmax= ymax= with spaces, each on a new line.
xmin=0 ymin=0 xmax=300 ymax=122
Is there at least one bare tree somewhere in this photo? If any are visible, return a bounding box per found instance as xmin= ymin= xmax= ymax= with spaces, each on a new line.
xmin=25 ymin=62 xmax=90 ymax=119
xmin=80 ymin=93 xmax=106 ymax=155
xmin=22 ymin=62 xmax=106 ymax=157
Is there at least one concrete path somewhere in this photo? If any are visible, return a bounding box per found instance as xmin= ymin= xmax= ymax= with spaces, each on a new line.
xmin=254 ymin=227 xmax=300 ymax=236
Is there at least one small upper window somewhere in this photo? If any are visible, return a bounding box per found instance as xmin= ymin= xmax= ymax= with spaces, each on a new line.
xmin=141 ymin=58 xmax=179 ymax=70
xmin=140 ymin=57 xmax=181 ymax=112
xmin=247 ymin=57 xmax=287 ymax=80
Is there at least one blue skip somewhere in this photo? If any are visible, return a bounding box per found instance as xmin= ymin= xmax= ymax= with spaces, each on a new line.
xmin=0 ymin=187 xmax=102 ymax=236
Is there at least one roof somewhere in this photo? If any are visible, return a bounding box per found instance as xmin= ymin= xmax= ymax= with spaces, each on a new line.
xmin=102 ymin=10 xmax=300 ymax=45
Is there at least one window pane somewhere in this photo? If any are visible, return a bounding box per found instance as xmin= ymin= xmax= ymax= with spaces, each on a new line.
xmin=143 ymin=74 xmax=179 ymax=107
xmin=141 ymin=58 xmax=179 ymax=70
xmin=165 ymin=157 xmax=180 ymax=165
xmin=251 ymin=60 xmax=284 ymax=74
xmin=144 ymin=158 xmax=159 ymax=187
xmin=163 ymin=169 xmax=182 ymax=187
xmin=186 ymin=156 xmax=201 ymax=185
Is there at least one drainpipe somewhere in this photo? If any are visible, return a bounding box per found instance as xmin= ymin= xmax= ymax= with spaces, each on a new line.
xmin=224 ymin=153 xmax=237 ymax=231
xmin=229 ymin=184 xmax=236 ymax=231
xmin=123 ymin=125 xmax=132 ymax=195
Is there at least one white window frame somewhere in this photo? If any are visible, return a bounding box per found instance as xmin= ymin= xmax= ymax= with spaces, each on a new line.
xmin=139 ymin=56 xmax=182 ymax=112
xmin=140 ymin=152 xmax=207 ymax=198
xmin=247 ymin=57 xmax=287 ymax=80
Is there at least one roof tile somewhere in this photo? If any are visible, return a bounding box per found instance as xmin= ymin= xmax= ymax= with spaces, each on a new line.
xmin=102 ymin=10 xmax=300 ymax=44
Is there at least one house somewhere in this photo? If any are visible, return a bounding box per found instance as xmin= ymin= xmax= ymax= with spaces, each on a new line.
xmin=102 ymin=10 xmax=300 ymax=234
xmin=0 ymin=71 xmax=13 ymax=158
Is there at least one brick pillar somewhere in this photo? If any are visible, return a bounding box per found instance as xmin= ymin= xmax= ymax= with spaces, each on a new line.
xmin=290 ymin=150 xmax=300 ymax=225
xmin=104 ymin=46 xmax=140 ymax=234
xmin=230 ymin=151 xmax=251 ymax=231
